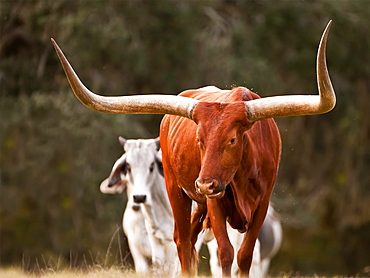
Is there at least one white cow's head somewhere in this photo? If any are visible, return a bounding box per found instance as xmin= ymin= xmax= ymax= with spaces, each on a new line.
xmin=100 ymin=137 xmax=163 ymax=208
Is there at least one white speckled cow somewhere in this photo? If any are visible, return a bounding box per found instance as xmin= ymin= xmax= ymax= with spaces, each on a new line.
xmin=100 ymin=137 xmax=179 ymax=275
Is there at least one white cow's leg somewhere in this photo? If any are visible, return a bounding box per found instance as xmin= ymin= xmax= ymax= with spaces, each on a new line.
xmin=227 ymin=225 xmax=243 ymax=277
xmin=260 ymin=258 xmax=271 ymax=278
xmin=249 ymin=238 xmax=262 ymax=278
xmin=165 ymin=239 xmax=181 ymax=275
xmin=129 ymin=242 xmax=150 ymax=274
xmin=146 ymin=221 xmax=178 ymax=275
xmin=156 ymin=240 xmax=181 ymax=276
xmin=149 ymin=236 xmax=166 ymax=274
xmin=123 ymin=209 xmax=151 ymax=274
xmin=194 ymin=232 xmax=205 ymax=253
xmin=207 ymin=239 xmax=222 ymax=278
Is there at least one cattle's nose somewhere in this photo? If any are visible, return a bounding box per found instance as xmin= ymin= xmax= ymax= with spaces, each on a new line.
xmin=133 ymin=195 xmax=147 ymax=203
xmin=195 ymin=178 xmax=220 ymax=195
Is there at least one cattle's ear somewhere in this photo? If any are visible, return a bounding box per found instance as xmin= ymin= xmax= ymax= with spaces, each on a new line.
xmin=107 ymin=154 xmax=127 ymax=187
xmin=118 ymin=136 xmax=127 ymax=148
xmin=100 ymin=178 xmax=127 ymax=194
xmin=155 ymin=150 xmax=164 ymax=177
xmin=154 ymin=137 xmax=160 ymax=150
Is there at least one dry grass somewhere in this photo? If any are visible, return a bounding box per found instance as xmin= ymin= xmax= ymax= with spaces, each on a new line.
xmin=0 ymin=268 xmax=355 ymax=278
xmin=0 ymin=267 xmax=215 ymax=278
xmin=0 ymin=267 xmax=144 ymax=278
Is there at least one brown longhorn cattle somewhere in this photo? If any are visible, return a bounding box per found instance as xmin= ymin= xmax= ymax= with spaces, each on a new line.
xmin=51 ymin=21 xmax=335 ymax=277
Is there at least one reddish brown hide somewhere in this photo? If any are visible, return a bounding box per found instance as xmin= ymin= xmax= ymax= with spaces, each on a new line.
xmin=160 ymin=87 xmax=281 ymax=276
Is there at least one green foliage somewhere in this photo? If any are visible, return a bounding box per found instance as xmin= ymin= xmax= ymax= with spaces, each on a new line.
xmin=1 ymin=0 xmax=369 ymax=276
xmin=0 ymin=91 xmax=152 ymax=268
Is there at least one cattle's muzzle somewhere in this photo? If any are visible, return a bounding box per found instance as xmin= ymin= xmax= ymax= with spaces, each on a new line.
xmin=195 ymin=178 xmax=225 ymax=199
xmin=133 ymin=195 xmax=147 ymax=203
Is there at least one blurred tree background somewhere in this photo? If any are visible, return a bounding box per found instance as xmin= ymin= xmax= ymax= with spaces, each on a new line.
xmin=1 ymin=0 xmax=369 ymax=276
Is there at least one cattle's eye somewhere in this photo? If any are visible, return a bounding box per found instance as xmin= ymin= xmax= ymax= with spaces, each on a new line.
xmin=230 ymin=138 xmax=236 ymax=144
xmin=149 ymin=162 xmax=154 ymax=172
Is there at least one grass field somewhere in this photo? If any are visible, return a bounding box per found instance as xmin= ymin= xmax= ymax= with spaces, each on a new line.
xmin=0 ymin=267 xmax=355 ymax=278
xmin=0 ymin=267 xmax=145 ymax=278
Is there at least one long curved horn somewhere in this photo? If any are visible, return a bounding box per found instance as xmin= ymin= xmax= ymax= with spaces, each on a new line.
xmin=51 ymin=39 xmax=198 ymax=119
xmin=245 ymin=21 xmax=336 ymax=122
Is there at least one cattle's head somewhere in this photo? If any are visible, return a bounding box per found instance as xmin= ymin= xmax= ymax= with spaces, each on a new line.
xmin=103 ymin=137 xmax=163 ymax=207
xmin=52 ymin=21 xmax=335 ymax=199
xmin=193 ymin=101 xmax=252 ymax=198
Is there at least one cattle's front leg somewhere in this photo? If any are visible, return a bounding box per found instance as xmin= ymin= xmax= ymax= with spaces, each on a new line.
xmin=130 ymin=246 xmax=150 ymax=274
xmin=167 ymin=186 xmax=197 ymax=276
xmin=123 ymin=210 xmax=151 ymax=274
xmin=237 ymin=204 xmax=268 ymax=278
xmin=145 ymin=219 xmax=179 ymax=275
xmin=149 ymin=235 xmax=178 ymax=275
xmin=164 ymin=238 xmax=181 ymax=274
xmin=207 ymin=198 xmax=234 ymax=277
xmin=146 ymin=225 xmax=166 ymax=274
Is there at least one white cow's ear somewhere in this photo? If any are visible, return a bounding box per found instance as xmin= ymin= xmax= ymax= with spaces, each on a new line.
xmin=108 ymin=153 xmax=127 ymax=186
xmin=100 ymin=178 xmax=126 ymax=194
xmin=154 ymin=137 xmax=160 ymax=150
xmin=101 ymin=153 xmax=128 ymax=194
xmin=118 ymin=136 xmax=127 ymax=148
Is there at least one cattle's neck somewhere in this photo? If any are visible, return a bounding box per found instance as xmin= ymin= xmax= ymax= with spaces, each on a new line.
xmin=140 ymin=177 xmax=173 ymax=232
xmin=192 ymin=102 xmax=253 ymax=198
xmin=149 ymin=171 xmax=173 ymax=217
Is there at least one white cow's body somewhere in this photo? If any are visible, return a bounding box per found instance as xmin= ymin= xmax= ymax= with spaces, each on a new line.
xmin=101 ymin=137 xmax=282 ymax=277
xmin=100 ymin=137 xmax=179 ymax=275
